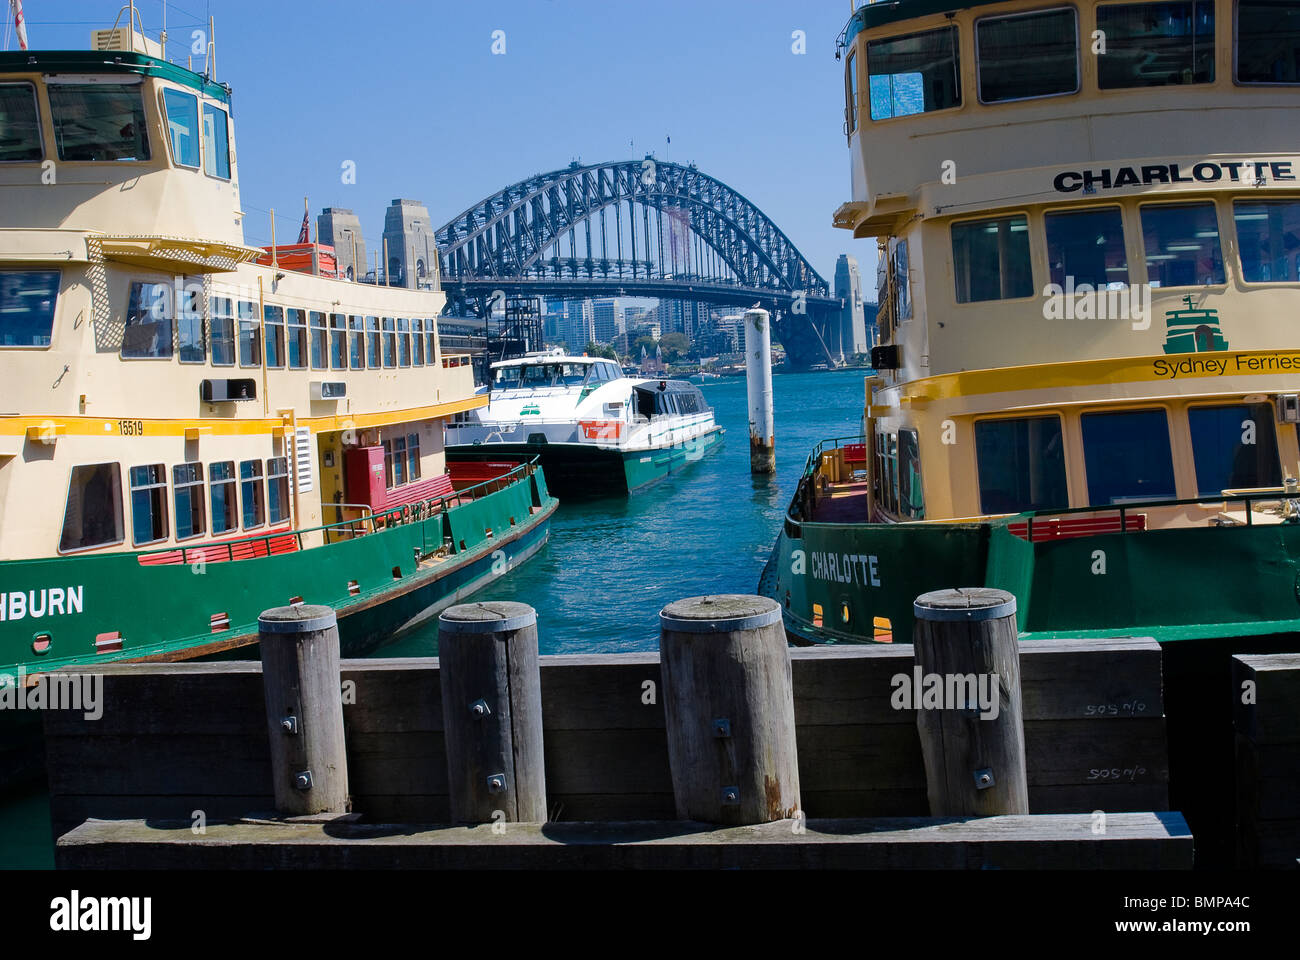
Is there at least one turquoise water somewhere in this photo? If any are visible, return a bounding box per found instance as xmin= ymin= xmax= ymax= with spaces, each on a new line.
xmin=0 ymin=370 xmax=866 ymax=868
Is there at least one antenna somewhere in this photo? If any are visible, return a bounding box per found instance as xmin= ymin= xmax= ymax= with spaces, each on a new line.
xmin=160 ymin=0 xmax=167 ymax=60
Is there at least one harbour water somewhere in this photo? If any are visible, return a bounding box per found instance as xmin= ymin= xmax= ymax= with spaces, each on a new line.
xmin=0 ymin=369 xmax=867 ymax=868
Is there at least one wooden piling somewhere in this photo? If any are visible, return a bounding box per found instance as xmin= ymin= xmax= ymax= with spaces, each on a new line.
xmin=438 ymin=602 xmax=547 ymax=823
xmin=913 ymin=588 xmax=1028 ymax=817
xmin=659 ymin=594 xmax=800 ymax=824
xmin=258 ymin=604 xmax=349 ymax=816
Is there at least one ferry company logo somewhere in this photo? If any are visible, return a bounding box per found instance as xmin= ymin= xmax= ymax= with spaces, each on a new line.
xmin=520 ymin=404 xmax=540 ymax=416
xmin=1162 ymin=295 xmax=1230 ymax=354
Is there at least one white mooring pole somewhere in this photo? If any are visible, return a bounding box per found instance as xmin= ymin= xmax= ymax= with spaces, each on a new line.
xmin=745 ymin=308 xmax=775 ymax=474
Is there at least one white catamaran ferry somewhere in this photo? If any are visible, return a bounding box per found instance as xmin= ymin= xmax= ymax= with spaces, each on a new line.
xmin=0 ymin=12 xmax=557 ymax=679
xmin=445 ymin=353 xmax=724 ymax=496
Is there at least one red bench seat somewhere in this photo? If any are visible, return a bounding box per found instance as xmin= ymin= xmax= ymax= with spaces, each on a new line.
xmin=138 ymin=528 xmax=299 ymax=565
xmin=1007 ymin=513 xmax=1147 ymax=543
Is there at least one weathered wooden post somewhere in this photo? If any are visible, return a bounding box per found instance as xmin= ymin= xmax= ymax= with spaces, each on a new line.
xmin=659 ymin=594 xmax=800 ymax=824
xmin=912 ymin=588 xmax=1028 ymax=816
xmin=438 ymin=602 xmax=547 ymax=823
xmin=258 ymin=604 xmax=349 ymax=816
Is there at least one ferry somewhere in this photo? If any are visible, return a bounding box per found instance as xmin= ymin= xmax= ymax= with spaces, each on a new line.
xmin=446 ymin=352 xmax=724 ymax=496
xmin=0 ymin=17 xmax=558 ymax=679
xmin=764 ymin=0 xmax=1300 ymax=646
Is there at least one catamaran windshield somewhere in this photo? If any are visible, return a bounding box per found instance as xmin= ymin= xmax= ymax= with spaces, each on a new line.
xmin=494 ymin=363 xmax=591 ymax=387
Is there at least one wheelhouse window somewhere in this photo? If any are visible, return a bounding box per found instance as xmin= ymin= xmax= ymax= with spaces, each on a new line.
xmin=201 ymin=102 xmax=231 ymax=178
xmin=266 ymin=457 xmax=291 ymax=524
xmin=867 ymin=25 xmax=961 ymax=120
xmin=47 ymin=82 xmax=150 ymax=161
xmin=123 ymin=281 xmax=174 ymax=359
xmin=210 ymin=296 xmax=235 ymax=365
xmin=977 ymin=7 xmax=1079 ymax=102
xmin=129 ymin=464 xmax=170 ymax=546
xmin=173 ymin=463 xmax=206 ymax=540
xmin=349 ymin=316 xmax=364 ymax=369
xmin=398 ymin=318 xmax=411 ymax=367
xmin=287 ymin=308 xmax=308 ymax=369
xmin=161 ymin=88 xmax=200 ymax=168
xmin=264 ymin=306 xmax=285 ymax=368
xmin=975 ymin=416 xmax=1069 ymax=514
xmin=1237 ymin=0 xmax=1300 ymax=83
xmin=0 ymin=270 xmax=59 ymax=347
xmin=1081 ymin=409 xmax=1177 ymax=504
xmin=366 ymin=316 xmax=381 ymax=368
xmin=1045 ymin=207 xmax=1130 ymax=288
xmin=412 ymin=319 xmax=425 ymax=365
xmin=329 ymin=313 xmax=347 ymax=369
xmin=209 ymin=461 xmax=237 ymax=534
xmin=309 ymin=311 xmax=327 ymax=369
xmin=1097 ymin=1 xmax=1215 ymax=88
xmin=845 ymin=50 xmax=859 ymax=133
xmin=59 ymin=463 xmax=124 ymax=552
xmin=176 ymin=279 xmax=204 ymax=363
xmin=238 ymin=300 xmax=260 ymax=367
xmin=1188 ymin=403 xmax=1282 ymax=495
xmin=952 ymin=216 xmax=1033 ymax=302
xmin=898 ymin=428 xmax=925 ymax=519
xmin=239 ymin=459 xmax=265 ymax=529
xmin=1140 ymin=202 xmax=1225 ymax=286
xmin=894 ymin=240 xmax=912 ymax=320
xmin=382 ymin=317 xmax=396 ymax=368
xmin=0 ymin=83 xmax=42 ymax=162
xmin=1233 ymin=200 xmax=1300 ymax=282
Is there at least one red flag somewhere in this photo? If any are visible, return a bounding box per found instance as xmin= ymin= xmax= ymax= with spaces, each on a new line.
xmin=13 ymin=1 xmax=29 ymax=51
xmin=296 ymin=208 xmax=310 ymax=244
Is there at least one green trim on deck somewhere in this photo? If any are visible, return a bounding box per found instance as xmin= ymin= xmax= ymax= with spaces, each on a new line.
xmin=0 ymin=51 xmax=232 ymax=103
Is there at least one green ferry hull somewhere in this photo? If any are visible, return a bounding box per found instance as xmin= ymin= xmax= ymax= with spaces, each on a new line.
xmin=449 ymin=426 xmax=724 ymax=498
xmin=0 ymin=466 xmax=558 ymax=677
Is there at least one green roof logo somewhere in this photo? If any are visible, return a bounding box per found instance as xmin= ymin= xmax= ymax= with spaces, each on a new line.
xmin=1162 ymin=295 xmax=1229 ymax=354
xmin=520 ymin=404 xmax=541 ymax=416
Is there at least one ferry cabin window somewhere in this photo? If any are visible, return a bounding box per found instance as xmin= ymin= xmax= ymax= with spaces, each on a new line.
xmin=209 ymin=461 xmax=238 ymax=535
xmin=867 ymin=26 xmax=961 ymax=120
xmin=329 ymin=314 xmax=347 ymax=369
xmin=308 ymin=311 xmax=327 ymax=369
xmin=59 ymin=463 xmax=124 ymax=552
xmin=266 ymin=458 xmax=291 ymax=525
xmin=47 ymin=82 xmax=150 ymax=162
xmin=384 ymin=436 xmax=407 ymax=487
xmin=398 ymin=319 xmax=411 ymax=367
xmin=177 ymin=280 xmax=204 ymax=363
xmin=123 ymin=282 xmax=174 ymax=359
xmin=977 ymin=7 xmax=1079 ymax=103
xmin=1188 ymin=403 xmax=1282 ymax=495
xmin=1237 ymin=0 xmax=1300 ymax=83
xmin=0 ymin=271 xmax=59 ymax=347
xmin=974 ymin=416 xmax=1069 ymax=514
xmin=1096 ymin=1 xmax=1215 ymax=88
xmin=366 ymin=317 xmax=381 ymax=368
xmin=210 ymin=297 xmax=235 ymax=366
xmin=264 ymin=306 xmax=285 ymax=368
xmin=1233 ymin=200 xmax=1300 ymax=281
xmin=239 ymin=460 xmax=265 ymax=529
xmin=1044 ymin=207 xmax=1130 ymax=288
xmin=382 ymin=317 xmax=397 ymax=368
xmin=845 ymin=51 xmax=858 ymax=133
xmin=894 ymin=240 xmax=912 ymax=320
xmin=201 ymin=103 xmax=231 ymax=179
xmin=951 ymin=216 xmax=1033 ymax=302
xmin=425 ymin=321 xmax=437 ymax=364
xmin=348 ymin=316 xmax=364 ymax=370
xmin=238 ymin=300 xmax=260 ymax=367
xmin=173 ymin=463 xmax=206 ymax=540
xmin=0 ymin=83 xmax=42 ymax=162
xmin=1081 ymin=409 xmax=1177 ymax=504
xmin=898 ymin=428 xmax=925 ymax=519
xmin=406 ymin=433 xmax=421 ymax=482
xmin=161 ymin=88 xmax=200 ymax=169
xmin=129 ymin=464 xmax=170 ymax=546
xmin=1140 ymin=203 xmax=1225 ymax=286
xmin=412 ymin=319 xmax=425 ymax=365
xmin=287 ymin=309 xmax=308 ymax=369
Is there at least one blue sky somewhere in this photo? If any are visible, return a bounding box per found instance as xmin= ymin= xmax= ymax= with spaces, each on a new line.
xmin=19 ymin=0 xmax=874 ymax=287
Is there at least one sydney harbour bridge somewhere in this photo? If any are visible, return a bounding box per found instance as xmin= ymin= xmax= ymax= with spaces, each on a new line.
xmin=434 ymin=159 xmax=846 ymax=369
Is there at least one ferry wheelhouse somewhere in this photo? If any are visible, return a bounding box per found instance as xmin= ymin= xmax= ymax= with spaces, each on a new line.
xmin=446 ymin=353 xmax=724 ymax=496
xmin=0 ymin=29 xmax=557 ymax=677
xmin=765 ymin=0 xmax=1300 ymax=645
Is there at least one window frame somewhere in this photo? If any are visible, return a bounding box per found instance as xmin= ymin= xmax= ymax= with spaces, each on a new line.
xmin=128 ymin=463 xmax=170 ymax=547
xmin=0 ymin=268 xmax=61 ymax=349
xmin=1080 ymin=406 xmax=1179 ymax=505
xmin=209 ymin=460 xmax=238 ymax=535
xmin=972 ymin=413 xmax=1072 ymax=515
xmin=1186 ymin=400 xmax=1284 ymax=495
xmin=237 ymin=300 xmax=261 ymax=368
xmin=201 ymin=101 xmax=232 ymax=180
xmin=975 ymin=5 xmax=1082 ymax=105
xmin=1095 ymin=0 xmax=1217 ymax=90
xmin=121 ymin=279 xmax=176 ymax=361
xmin=329 ymin=313 xmax=347 ymax=370
xmin=309 ymin=311 xmax=328 ymax=370
xmin=45 ymin=77 xmax=151 ymax=163
xmin=210 ymin=296 xmax=235 ymax=366
xmin=949 ymin=212 xmax=1037 ymax=304
xmin=0 ymin=82 xmax=45 ymax=163
xmin=411 ymin=318 xmax=425 ymax=365
xmin=865 ymin=23 xmax=964 ymax=122
xmin=287 ymin=308 xmax=308 ymax=370
xmin=1138 ymin=200 xmax=1228 ymax=289
xmin=172 ymin=462 xmax=207 ymax=541
xmin=159 ymin=86 xmax=201 ymax=170
xmin=239 ymin=459 xmax=266 ymax=531
xmin=845 ymin=49 xmax=859 ymax=135
xmin=264 ymin=305 xmax=286 ymax=369
xmin=57 ymin=462 xmax=125 ymax=554
xmin=366 ymin=316 xmax=381 ymax=369
xmin=266 ymin=457 xmax=291 ymax=525
xmin=1234 ymin=0 xmax=1300 ymax=86
xmin=1231 ymin=197 xmax=1300 ymax=284
xmin=1043 ymin=204 xmax=1132 ymax=289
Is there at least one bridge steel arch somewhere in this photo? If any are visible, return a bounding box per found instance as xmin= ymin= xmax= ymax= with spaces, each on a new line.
xmin=434 ymin=160 xmax=842 ymax=366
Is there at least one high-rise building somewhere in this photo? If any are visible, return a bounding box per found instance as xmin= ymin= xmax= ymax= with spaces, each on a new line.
xmin=591 ymin=298 xmax=623 ymax=344
xmin=317 ymin=208 xmax=367 ymax=282
xmin=833 ymin=254 xmax=869 ymax=358
xmin=562 ymin=299 xmax=594 ymax=351
xmin=382 ymin=199 xmax=438 ymax=289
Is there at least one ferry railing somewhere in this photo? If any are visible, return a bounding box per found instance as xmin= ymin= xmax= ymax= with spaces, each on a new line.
xmin=137 ymin=458 xmax=542 ymax=565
